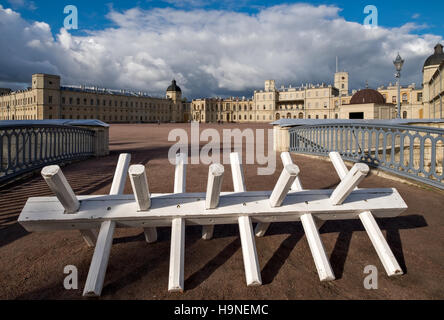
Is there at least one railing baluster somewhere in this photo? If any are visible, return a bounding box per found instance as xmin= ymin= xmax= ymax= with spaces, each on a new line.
xmin=288 ymin=124 xmax=443 ymax=189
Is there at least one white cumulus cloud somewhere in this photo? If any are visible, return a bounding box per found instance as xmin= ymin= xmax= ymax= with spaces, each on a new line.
xmin=0 ymin=4 xmax=442 ymax=98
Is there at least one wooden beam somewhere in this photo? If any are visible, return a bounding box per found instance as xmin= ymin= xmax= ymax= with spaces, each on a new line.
xmin=83 ymin=220 xmax=115 ymax=296
xmin=174 ymin=153 xmax=186 ymax=194
xmin=129 ymin=164 xmax=157 ymax=243
xmin=202 ymin=164 xmax=224 ymax=240
xmin=168 ymin=153 xmax=187 ymax=292
xmin=300 ymin=213 xmax=335 ymax=281
xmin=328 ymin=152 xmax=403 ymax=277
xmin=41 ymin=165 xmax=79 ymax=214
xmin=359 ymin=211 xmax=403 ymax=276
xmin=82 ymin=153 xmax=130 ymax=297
xmin=205 ymin=164 xmax=224 ymax=209
xmin=269 ymin=164 xmax=299 ymax=208
xmin=256 ymin=152 xmax=303 ymax=237
xmin=330 ymin=163 xmax=369 ymax=205
xmin=129 ymin=165 xmax=151 ymax=211
xmin=19 ymin=188 xmax=408 ymax=232
xmin=168 ymin=217 xmax=185 ymax=292
xmin=280 ymin=152 xmax=303 ymax=191
xmin=329 ymin=152 xmax=349 ymax=180
xmin=41 ymin=165 xmax=96 ymax=248
xmin=230 ymin=152 xmax=246 ymax=193
xmin=279 ymin=153 xmax=335 ymax=281
xmin=238 ymin=215 xmax=262 ymax=286
xmin=109 ymin=153 xmax=131 ymax=195
xmin=230 ymin=152 xmax=262 ymax=286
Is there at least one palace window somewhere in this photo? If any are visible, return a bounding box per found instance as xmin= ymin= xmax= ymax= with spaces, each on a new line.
xmin=402 ymin=93 xmax=408 ymax=102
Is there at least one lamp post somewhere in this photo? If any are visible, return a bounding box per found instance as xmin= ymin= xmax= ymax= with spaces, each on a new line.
xmin=393 ymin=53 xmax=404 ymax=119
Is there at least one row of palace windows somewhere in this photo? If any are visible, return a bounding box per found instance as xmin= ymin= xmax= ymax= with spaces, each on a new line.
xmin=60 ymin=106 xmax=169 ymax=114
xmin=381 ymin=93 xmax=416 ymax=103
xmin=60 ymin=96 xmax=170 ymax=109
xmin=193 ymin=104 xmax=252 ymax=111
xmin=59 ymin=114 xmax=169 ymax=121
xmin=275 ymin=113 xmax=339 ymax=120
xmin=0 ymin=96 xmax=36 ymax=107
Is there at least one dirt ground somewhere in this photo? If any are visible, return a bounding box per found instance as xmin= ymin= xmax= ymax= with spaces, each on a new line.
xmin=0 ymin=123 xmax=443 ymax=300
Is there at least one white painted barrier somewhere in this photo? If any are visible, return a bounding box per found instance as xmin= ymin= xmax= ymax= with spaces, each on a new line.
xmin=18 ymin=151 xmax=408 ymax=296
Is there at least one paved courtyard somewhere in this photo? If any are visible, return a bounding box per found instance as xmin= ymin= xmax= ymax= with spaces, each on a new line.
xmin=0 ymin=123 xmax=443 ymax=299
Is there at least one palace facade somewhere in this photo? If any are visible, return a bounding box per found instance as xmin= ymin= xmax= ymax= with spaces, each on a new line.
xmin=0 ymin=74 xmax=190 ymax=123
xmin=191 ymin=43 xmax=444 ymax=122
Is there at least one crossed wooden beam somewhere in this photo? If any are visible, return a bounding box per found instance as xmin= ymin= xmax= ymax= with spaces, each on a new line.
xmin=18 ymin=151 xmax=407 ymax=297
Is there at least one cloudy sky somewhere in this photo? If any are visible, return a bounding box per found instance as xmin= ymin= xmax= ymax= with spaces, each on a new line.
xmin=0 ymin=0 xmax=443 ymax=98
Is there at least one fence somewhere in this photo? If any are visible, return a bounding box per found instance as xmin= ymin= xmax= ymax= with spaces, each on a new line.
xmin=0 ymin=123 xmax=95 ymax=184
xmin=289 ymin=123 xmax=444 ymax=189
xmin=19 ymin=152 xmax=407 ymax=297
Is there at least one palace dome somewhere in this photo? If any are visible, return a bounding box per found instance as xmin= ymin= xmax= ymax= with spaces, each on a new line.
xmin=349 ymin=88 xmax=386 ymax=105
xmin=424 ymin=43 xmax=444 ymax=68
xmin=167 ymin=79 xmax=181 ymax=92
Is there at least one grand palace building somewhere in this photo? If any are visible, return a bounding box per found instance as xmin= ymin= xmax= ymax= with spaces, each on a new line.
xmin=0 ymin=75 xmax=191 ymax=123
xmin=1 ymin=43 xmax=443 ymax=123
xmin=191 ymin=43 xmax=444 ymax=123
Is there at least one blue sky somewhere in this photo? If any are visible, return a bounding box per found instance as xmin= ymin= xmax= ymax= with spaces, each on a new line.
xmin=7 ymin=0 xmax=444 ymax=37
xmin=0 ymin=0 xmax=443 ymax=98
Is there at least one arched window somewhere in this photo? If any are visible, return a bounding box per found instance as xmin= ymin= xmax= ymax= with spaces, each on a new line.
xmin=335 ymin=113 xmax=339 ymax=119
xmin=287 ymin=113 xmax=291 ymax=119
xmin=402 ymin=111 xmax=407 ymax=119
xmin=275 ymin=113 xmax=280 ymax=120
xmin=298 ymin=112 xmax=303 ymax=119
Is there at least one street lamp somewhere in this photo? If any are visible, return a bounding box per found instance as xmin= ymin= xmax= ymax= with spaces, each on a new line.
xmin=393 ymin=53 xmax=404 ymax=118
